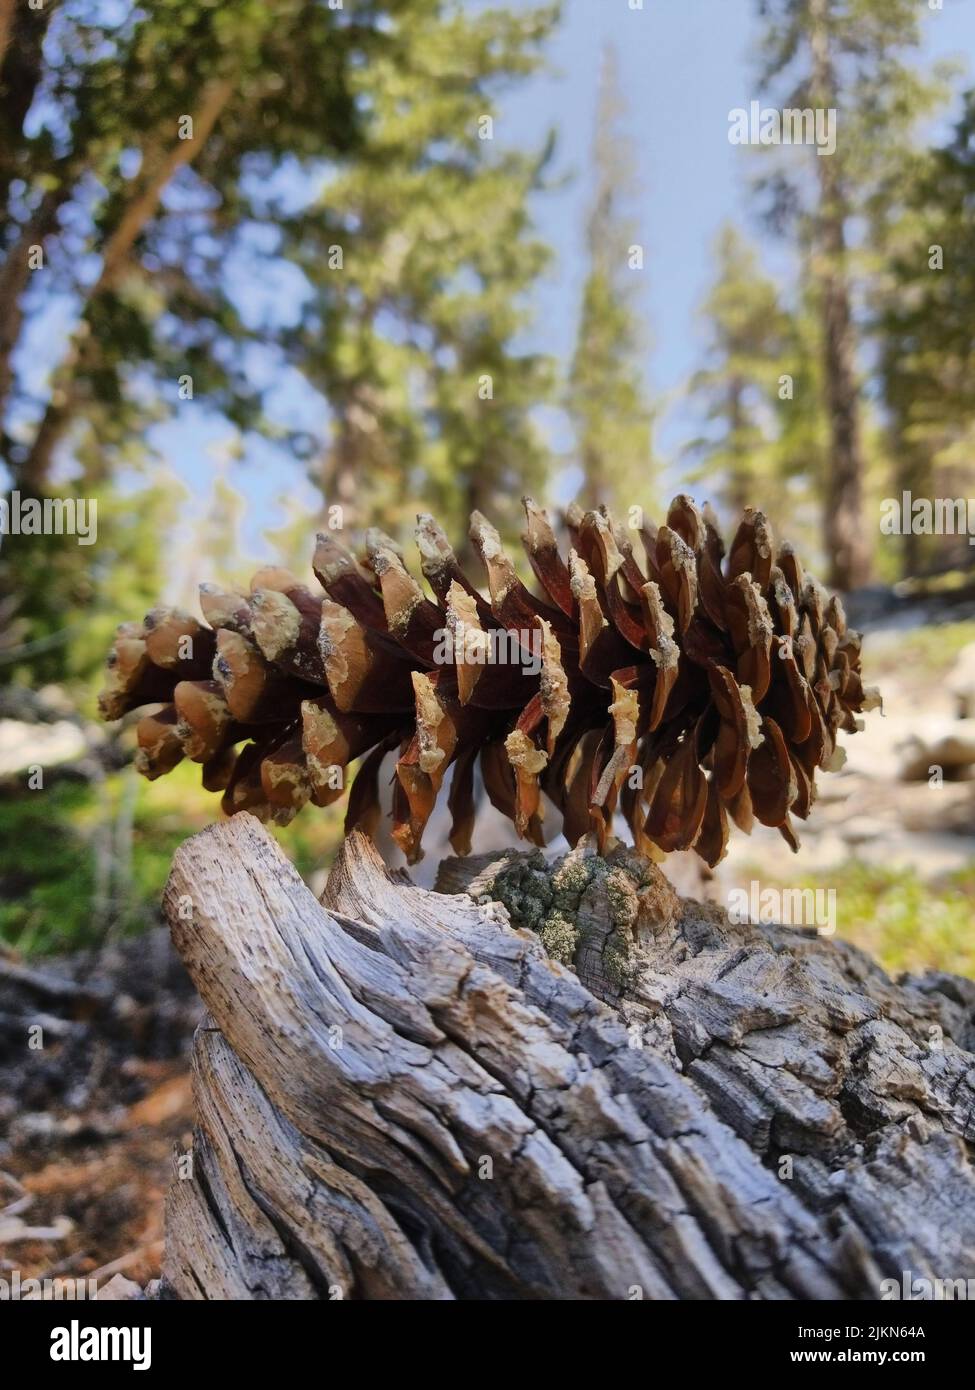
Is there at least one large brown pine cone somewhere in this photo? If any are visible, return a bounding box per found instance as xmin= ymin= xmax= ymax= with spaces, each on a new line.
xmin=98 ymin=496 xmax=879 ymax=866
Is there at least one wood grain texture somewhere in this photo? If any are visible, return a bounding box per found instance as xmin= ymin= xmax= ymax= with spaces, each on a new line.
xmin=161 ymin=816 xmax=975 ymax=1299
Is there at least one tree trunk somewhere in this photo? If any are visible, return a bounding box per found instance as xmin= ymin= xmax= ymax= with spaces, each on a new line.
xmin=12 ymin=79 xmax=233 ymax=493
xmin=0 ymin=189 xmax=68 ymax=423
xmin=727 ymin=373 xmax=750 ymax=513
xmin=809 ymin=0 xmax=872 ymax=593
xmin=157 ymin=816 xmax=975 ymax=1300
xmin=892 ymin=433 xmax=929 ymax=581
xmin=0 ymin=0 xmax=15 ymax=69
xmin=321 ymin=409 xmax=364 ymax=531
xmin=456 ymin=461 xmax=497 ymax=573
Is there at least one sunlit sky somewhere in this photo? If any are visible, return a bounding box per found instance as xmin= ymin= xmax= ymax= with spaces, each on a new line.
xmin=133 ymin=0 xmax=975 ymax=562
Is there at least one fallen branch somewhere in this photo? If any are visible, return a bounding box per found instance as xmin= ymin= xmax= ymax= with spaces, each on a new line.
xmin=159 ymin=816 xmax=975 ymax=1300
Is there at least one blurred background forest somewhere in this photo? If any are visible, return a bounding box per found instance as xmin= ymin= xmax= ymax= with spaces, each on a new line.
xmin=2 ymin=0 xmax=975 ymax=980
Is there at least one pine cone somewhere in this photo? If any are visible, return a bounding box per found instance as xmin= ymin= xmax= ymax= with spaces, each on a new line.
xmin=98 ymin=496 xmax=879 ymax=866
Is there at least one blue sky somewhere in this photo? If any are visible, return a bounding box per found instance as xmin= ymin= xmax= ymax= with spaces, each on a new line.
xmin=147 ymin=0 xmax=975 ymax=563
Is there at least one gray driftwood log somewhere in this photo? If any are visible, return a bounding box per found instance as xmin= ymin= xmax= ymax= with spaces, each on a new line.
xmin=160 ymin=814 xmax=975 ymax=1299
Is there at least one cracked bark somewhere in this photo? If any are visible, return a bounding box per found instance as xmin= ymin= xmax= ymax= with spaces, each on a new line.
xmin=161 ymin=816 xmax=975 ymax=1300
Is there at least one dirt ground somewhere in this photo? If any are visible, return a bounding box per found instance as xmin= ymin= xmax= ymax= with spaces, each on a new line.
xmin=0 ymin=932 xmax=199 ymax=1288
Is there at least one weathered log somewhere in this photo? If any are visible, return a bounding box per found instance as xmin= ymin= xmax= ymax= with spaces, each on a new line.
xmin=160 ymin=815 xmax=975 ymax=1299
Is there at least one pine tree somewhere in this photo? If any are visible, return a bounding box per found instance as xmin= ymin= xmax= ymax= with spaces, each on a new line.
xmin=754 ymin=0 xmax=946 ymax=589
xmin=0 ymin=0 xmax=364 ymax=489
xmin=276 ymin=0 xmax=559 ymax=549
xmin=568 ymin=45 xmax=654 ymax=516
xmin=0 ymin=1 xmax=560 ymax=679
xmin=876 ymin=91 xmax=975 ymax=577
xmin=0 ymin=0 xmax=379 ymax=680
xmin=688 ymin=225 xmax=792 ymax=514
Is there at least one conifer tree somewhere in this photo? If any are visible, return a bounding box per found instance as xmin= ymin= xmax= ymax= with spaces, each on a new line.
xmin=0 ymin=1 xmax=560 ymax=675
xmin=876 ymin=91 xmax=975 ymax=577
xmin=688 ymin=225 xmax=792 ymax=514
xmin=0 ymin=0 xmax=377 ymax=677
xmin=754 ymin=0 xmax=946 ymax=588
xmin=277 ymin=0 xmax=559 ymax=548
xmin=568 ymin=45 xmax=654 ymax=516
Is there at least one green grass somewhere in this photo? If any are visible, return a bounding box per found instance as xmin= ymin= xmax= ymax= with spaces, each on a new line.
xmin=744 ymin=859 xmax=975 ymax=980
xmin=0 ymin=775 xmax=195 ymax=955
xmin=865 ymin=620 xmax=975 ymax=681
xmin=0 ymin=759 xmax=346 ymax=956
xmin=0 ymin=782 xmax=100 ymax=954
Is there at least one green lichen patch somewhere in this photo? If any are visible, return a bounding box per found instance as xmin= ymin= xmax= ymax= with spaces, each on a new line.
xmin=537 ymin=910 xmax=581 ymax=965
xmin=474 ymin=849 xmax=601 ymax=966
xmin=477 ymin=851 xmax=553 ymax=932
xmin=472 ymin=845 xmax=661 ymax=978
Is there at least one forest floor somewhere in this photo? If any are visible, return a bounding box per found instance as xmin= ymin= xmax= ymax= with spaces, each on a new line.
xmin=0 ymin=932 xmax=199 ymax=1290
